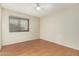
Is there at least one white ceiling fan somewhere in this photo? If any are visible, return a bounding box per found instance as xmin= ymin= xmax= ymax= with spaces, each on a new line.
xmin=36 ymin=3 xmax=41 ymax=11
xmin=35 ymin=3 xmax=53 ymax=11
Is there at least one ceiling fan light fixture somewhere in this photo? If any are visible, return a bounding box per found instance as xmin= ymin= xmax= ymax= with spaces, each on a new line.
xmin=36 ymin=3 xmax=41 ymax=11
xmin=36 ymin=6 xmax=41 ymax=10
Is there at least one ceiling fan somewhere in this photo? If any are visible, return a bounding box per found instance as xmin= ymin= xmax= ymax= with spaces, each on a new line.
xmin=36 ymin=3 xmax=42 ymax=11
xmin=35 ymin=3 xmax=53 ymax=11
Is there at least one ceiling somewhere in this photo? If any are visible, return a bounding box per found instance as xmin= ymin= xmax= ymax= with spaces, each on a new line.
xmin=1 ymin=3 xmax=79 ymax=18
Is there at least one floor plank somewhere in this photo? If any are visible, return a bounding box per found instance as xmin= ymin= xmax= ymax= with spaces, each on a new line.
xmin=0 ymin=39 xmax=79 ymax=56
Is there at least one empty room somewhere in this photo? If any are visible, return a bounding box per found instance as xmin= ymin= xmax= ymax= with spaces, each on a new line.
xmin=0 ymin=3 xmax=79 ymax=56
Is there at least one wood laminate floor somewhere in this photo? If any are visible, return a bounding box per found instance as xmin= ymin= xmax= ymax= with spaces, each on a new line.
xmin=0 ymin=39 xmax=79 ymax=56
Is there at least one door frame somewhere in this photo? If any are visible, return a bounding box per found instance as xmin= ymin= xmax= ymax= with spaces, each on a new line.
xmin=0 ymin=5 xmax=2 ymax=50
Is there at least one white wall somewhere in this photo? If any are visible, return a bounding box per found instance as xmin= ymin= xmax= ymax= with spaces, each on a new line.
xmin=0 ymin=5 xmax=2 ymax=49
xmin=2 ymin=8 xmax=40 ymax=46
xmin=40 ymin=6 xmax=79 ymax=50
